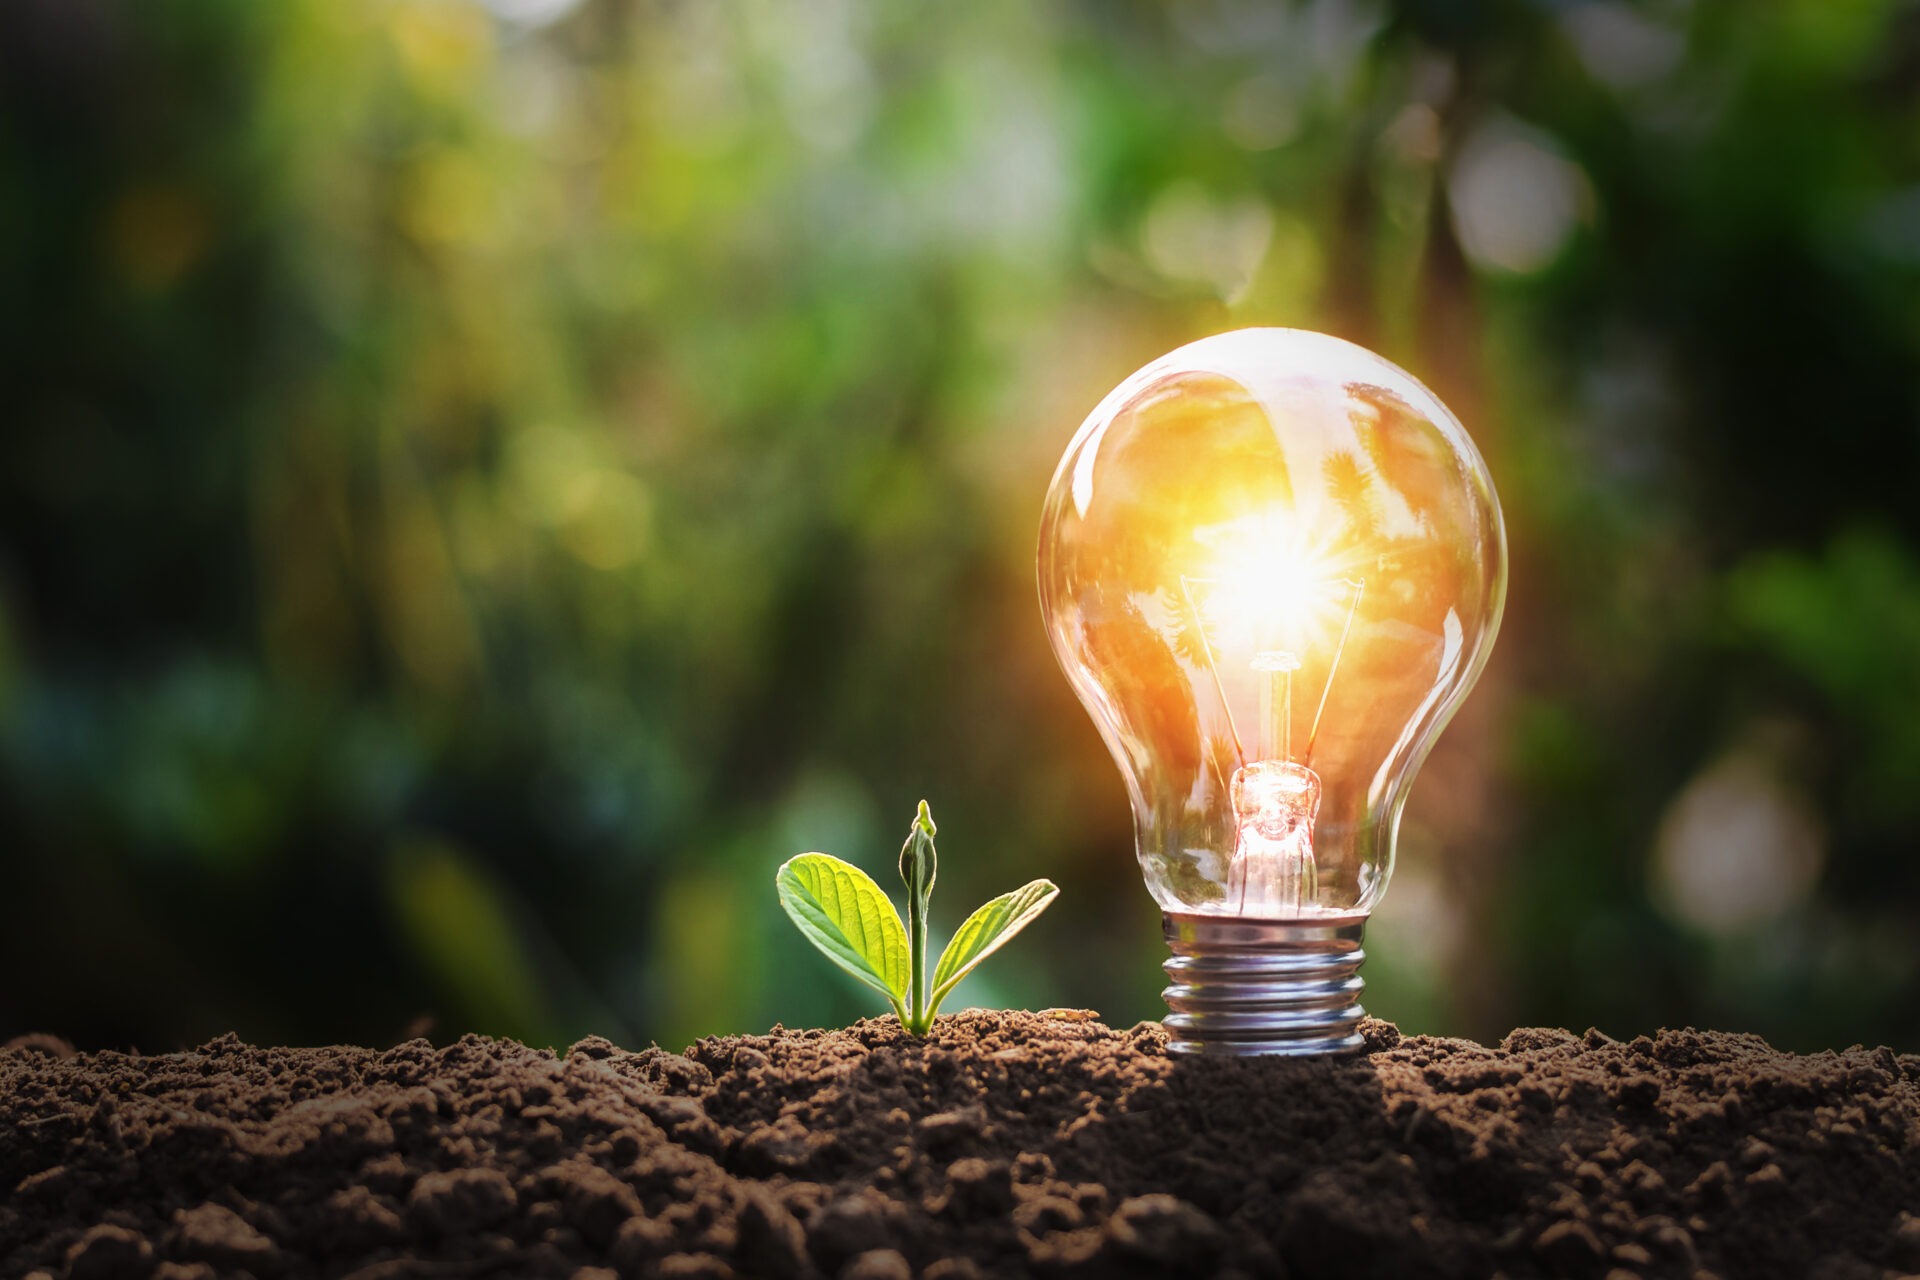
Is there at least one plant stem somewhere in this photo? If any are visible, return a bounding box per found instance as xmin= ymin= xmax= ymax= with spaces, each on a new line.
xmin=898 ymin=801 xmax=938 ymax=1035
xmin=907 ymin=889 xmax=928 ymax=1034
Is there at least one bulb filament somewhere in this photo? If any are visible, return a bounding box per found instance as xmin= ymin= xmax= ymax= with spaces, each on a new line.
xmin=1182 ymin=572 xmax=1365 ymax=915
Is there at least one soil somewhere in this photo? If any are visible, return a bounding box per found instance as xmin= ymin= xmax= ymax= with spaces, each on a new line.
xmin=4 ymin=1012 xmax=1919 ymax=1280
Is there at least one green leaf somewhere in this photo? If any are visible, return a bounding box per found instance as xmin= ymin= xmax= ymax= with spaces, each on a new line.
xmin=927 ymin=878 xmax=1059 ymax=1016
xmin=775 ymin=854 xmax=911 ymax=1017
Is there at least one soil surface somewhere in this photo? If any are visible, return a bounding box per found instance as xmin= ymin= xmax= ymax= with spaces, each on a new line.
xmin=4 ymin=1012 xmax=1919 ymax=1279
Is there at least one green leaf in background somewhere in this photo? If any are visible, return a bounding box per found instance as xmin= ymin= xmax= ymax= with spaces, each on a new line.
xmin=387 ymin=835 xmax=551 ymax=1044
xmin=929 ymin=878 xmax=1060 ymax=1016
xmin=775 ymin=853 xmax=911 ymax=1020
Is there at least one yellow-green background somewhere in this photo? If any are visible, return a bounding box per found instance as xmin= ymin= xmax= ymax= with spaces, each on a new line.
xmin=5 ymin=0 xmax=1920 ymax=1053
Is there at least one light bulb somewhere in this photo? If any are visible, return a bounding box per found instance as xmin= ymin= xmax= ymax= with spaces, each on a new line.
xmin=1037 ymin=329 xmax=1506 ymax=1055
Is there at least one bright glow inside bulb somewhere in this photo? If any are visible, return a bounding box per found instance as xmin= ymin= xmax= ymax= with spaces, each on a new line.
xmin=1036 ymin=328 xmax=1506 ymax=1054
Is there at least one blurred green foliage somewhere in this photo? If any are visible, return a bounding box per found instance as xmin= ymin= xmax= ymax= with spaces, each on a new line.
xmin=3 ymin=0 xmax=1919 ymax=1053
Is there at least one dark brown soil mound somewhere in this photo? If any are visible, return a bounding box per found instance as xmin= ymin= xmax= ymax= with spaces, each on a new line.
xmin=5 ymin=1011 xmax=1919 ymax=1279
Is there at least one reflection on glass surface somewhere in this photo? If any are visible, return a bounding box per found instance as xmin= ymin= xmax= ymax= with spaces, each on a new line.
xmin=1038 ymin=329 xmax=1506 ymax=918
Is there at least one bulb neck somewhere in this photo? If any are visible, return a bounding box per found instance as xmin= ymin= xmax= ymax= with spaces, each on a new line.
xmin=1160 ymin=912 xmax=1368 ymax=1057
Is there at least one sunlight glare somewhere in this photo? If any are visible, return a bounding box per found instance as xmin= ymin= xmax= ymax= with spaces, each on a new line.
xmin=1193 ymin=509 xmax=1347 ymax=656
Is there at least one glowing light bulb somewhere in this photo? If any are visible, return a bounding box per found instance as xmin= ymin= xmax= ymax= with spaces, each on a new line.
xmin=1037 ymin=329 xmax=1506 ymax=1055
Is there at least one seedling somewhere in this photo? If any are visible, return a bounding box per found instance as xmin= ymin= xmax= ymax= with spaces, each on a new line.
xmin=775 ymin=800 xmax=1058 ymax=1035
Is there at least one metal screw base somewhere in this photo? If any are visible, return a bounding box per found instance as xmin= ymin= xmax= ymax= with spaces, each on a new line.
xmin=1161 ymin=912 xmax=1368 ymax=1056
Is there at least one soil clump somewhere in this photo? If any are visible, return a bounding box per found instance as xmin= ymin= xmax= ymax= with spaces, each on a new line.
xmin=5 ymin=1011 xmax=1919 ymax=1278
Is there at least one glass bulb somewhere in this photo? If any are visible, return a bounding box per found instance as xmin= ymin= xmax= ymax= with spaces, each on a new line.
xmin=1037 ymin=329 xmax=1506 ymax=1054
